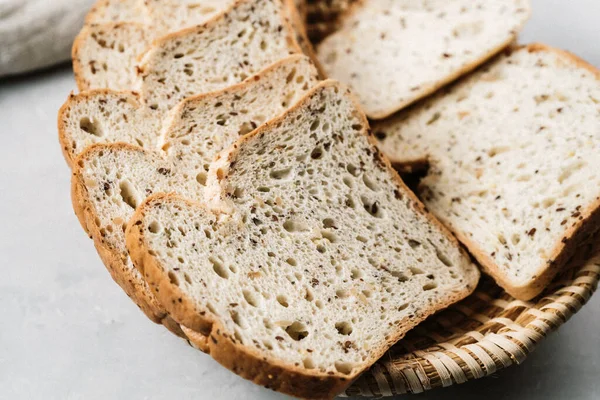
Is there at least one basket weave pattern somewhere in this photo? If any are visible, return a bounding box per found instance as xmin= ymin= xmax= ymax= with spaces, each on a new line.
xmin=344 ymin=254 xmax=600 ymax=397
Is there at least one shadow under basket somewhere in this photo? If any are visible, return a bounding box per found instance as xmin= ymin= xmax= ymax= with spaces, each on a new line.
xmin=343 ymin=252 xmax=600 ymax=397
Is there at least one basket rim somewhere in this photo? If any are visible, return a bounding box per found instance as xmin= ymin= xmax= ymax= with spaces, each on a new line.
xmin=344 ymin=252 xmax=600 ymax=397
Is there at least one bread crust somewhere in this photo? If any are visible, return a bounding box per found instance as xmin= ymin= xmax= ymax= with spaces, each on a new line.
xmin=125 ymin=81 xmax=479 ymax=399
xmin=317 ymin=1 xmax=532 ymax=120
xmin=71 ymin=143 xmax=185 ymax=337
xmin=408 ymin=43 xmax=600 ymax=300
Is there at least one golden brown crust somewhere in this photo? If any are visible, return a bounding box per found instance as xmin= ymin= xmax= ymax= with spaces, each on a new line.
xmin=71 ymin=143 xmax=187 ymax=336
xmin=125 ymin=81 xmax=479 ymax=399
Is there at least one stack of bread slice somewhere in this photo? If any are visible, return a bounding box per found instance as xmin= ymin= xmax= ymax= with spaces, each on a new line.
xmin=59 ymin=0 xmax=600 ymax=398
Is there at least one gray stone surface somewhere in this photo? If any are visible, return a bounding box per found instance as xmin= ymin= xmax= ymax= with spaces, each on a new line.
xmin=0 ymin=1 xmax=598 ymax=398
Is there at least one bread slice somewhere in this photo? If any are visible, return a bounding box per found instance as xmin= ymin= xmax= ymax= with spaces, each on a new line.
xmin=72 ymin=22 xmax=151 ymax=91
xmin=125 ymin=81 xmax=479 ymax=399
xmin=70 ymin=55 xmax=320 ymax=326
xmin=137 ymin=0 xmax=302 ymax=112
xmin=316 ymin=0 xmax=531 ymax=119
xmin=373 ymin=44 xmax=600 ymax=300
xmin=74 ymin=0 xmax=320 ymax=91
xmin=60 ymin=54 xmax=319 ymax=167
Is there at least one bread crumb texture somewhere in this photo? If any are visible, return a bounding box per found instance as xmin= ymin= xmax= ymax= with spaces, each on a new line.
xmin=374 ymin=45 xmax=600 ymax=299
xmin=317 ymin=0 xmax=531 ymax=118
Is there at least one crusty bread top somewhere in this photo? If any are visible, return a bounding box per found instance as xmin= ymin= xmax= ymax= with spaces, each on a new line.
xmin=316 ymin=0 xmax=531 ymax=119
xmin=374 ymin=44 xmax=600 ymax=300
xmin=124 ymin=81 xmax=479 ymax=398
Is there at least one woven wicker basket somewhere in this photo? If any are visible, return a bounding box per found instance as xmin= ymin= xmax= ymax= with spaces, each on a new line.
xmin=342 ymin=250 xmax=600 ymax=397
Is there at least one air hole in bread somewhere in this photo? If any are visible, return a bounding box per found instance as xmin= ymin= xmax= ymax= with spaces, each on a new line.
xmin=285 ymin=68 xmax=297 ymax=84
xmin=336 ymin=289 xmax=349 ymax=299
xmin=230 ymin=310 xmax=247 ymax=328
xmin=322 ymin=218 xmax=336 ymax=229
xmin=285 ymin=321 xmax=308 ymax=341
xmin=342 ymin=176 xmax=354 ymax=188
xmin=321 ymin=230 xmax=338 ymax=243
xmin=285 ymin=258 xmax=297 ymax=266
xmin=184 ymin=273 xmax=192 ymax=284
xmin=498 ymin=234 xmax=507 ymax=245
xmin=511 ymin=234 xmax=521 ymax=245
xmin=351 ymin=269 xmax=363 ymax=279
xmin=119 ymin=180 xmax=141 ymax=209
xmin=209 ymin=257 xmax=229 ymax=279
xmin=196 ymin=172 xmax=207 ymax=186
xmin=168 ymin=271 xmax=179 ymax=286
xmin=409 ymin=267 xmax=425 ymax=275
xmin=346 ymin=164 xmax=359 ymax=177
xmin=310 ymin=119 xmax=320 ymax=132
xmin=361 ymin=196 xmax=384 ymax=218
xmin=423 ymin=282 xmax=437 ymax=291
xmin=79 ymin=117 xmax=103 ymax=137
xmin=303 ymin=357 xmax=315 ymax=369
xmin=311 ymin=146 xmax=324 ymax=160
xmin=391 ymin=271 xmax=409 ymax=283
xmin=276 ymin=295 xmax=289 ymax=308
xmin=334 ymin=361 xmax=354 ymax=375
xmin=335 ymin=321 xmax=353 ymax=336
xmin=148 ymin=221 xmax=162 ymax=234
xmin=283 ymin=219 xmax=310 ymax=233
xmin=435 ymin=250 xmax=453 ymax=267
xmin=304 ymin=288 xmax=314 ymax=302
xmin=362 ymin=173 xmax=379 ymax=191
xmin=542 ymin=198 xmax=556 ymax=208
xmin=270 ymin=166 xmax=293 ymax=180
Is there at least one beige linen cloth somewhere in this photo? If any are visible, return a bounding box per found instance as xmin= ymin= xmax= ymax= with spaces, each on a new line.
xmin=0 ymin=0 xmax=95 ymax=77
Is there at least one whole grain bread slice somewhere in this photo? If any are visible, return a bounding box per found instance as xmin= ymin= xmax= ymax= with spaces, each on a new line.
xmin=373 ymin=44 xmax=600 ymax=300
xmin=60 ymin=55 xmax=319 ymax=166
xmin=124 ymin=81 xmax=479 ymax=399
xmin=70 ymin=57 xmax=320 ymax=326
xmin=316 ymin=0 xmax=531 ymax=119
xmin=74 ymin=0 xmax=321 ymax=91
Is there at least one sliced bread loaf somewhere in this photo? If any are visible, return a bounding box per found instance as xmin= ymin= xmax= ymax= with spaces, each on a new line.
xmin=60 ymin=55 xmax=319 ymax=167
xmin=373 ymin=44 xmax=600 ymax=300
xmin=316 ymin=0 xmax=531 ymax=119
xmin=125 ymin=81 xmax=479 ymax=399
xmin=70 ymin=56 xmax=320 ymax=325
xmin=137 ymin=0 xmax=302 ymax=112
xmin=74 ymin=0 xmax=320 ymax=91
